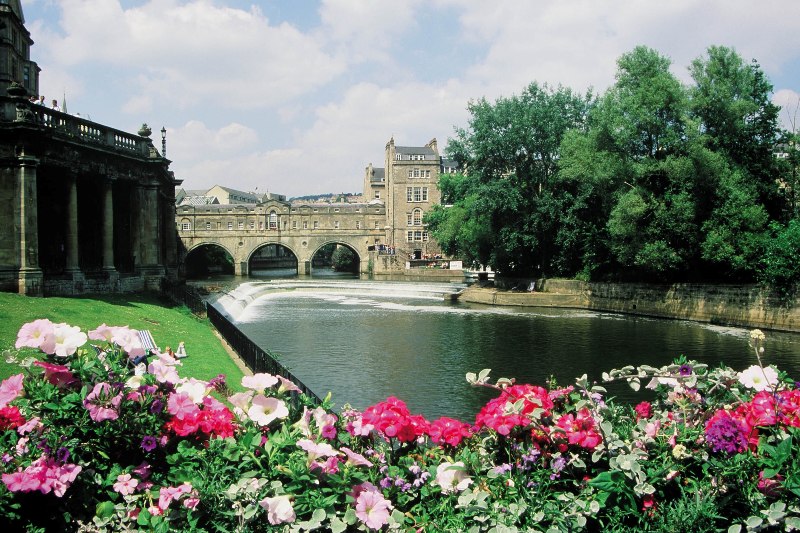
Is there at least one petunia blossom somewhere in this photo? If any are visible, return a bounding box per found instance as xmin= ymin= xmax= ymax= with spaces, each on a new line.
xmin=355 ymin=487 xmax=393 ymax=530
xmin=113 ymin=473 xmax=139 ymax=496
xmin=15 ymin=319 xmax=54 ymax=351
xmin=247 ymin=395 xmax=288 ymax=426
xmin=0 ymin=374 xmax=24 ymax=408
xmin=738 ymin=365 xmax=779 ymax=392
xmin=83 ymin=383 xmax=122 ymax=422
xmin=241 ymin=373 xmax=279 ymax=391
xmin=259 ymin=495 xmax=296 ymax=525
xmin=49 ymin=323 xmax=88 ymax=357
xmin=434 ymin=461 xmax=473 ymax=494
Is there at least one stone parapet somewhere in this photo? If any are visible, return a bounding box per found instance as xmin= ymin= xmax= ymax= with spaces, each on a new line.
xmin=458 ymin=281 xmax=800 ymax=333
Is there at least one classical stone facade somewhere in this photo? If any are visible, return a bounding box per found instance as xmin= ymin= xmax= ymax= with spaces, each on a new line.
xmin=0 ymin=5 xmax=179 ymax=295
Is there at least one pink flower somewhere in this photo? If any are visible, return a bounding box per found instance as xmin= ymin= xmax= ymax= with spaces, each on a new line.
xmin=247 ymin=395 xmax=288 ymax=426
xmin=83 ymin=383 xmax=122 ymax=422
xmin=242 ymin=373 xmax=279 ymax=391
xmin=555 ymin=408 xmax=603 ymax=450
xmin=297 ymin=438 xmax=338 ymax=463
xmin=15 ymin=319 xmax=54 ymax=351
xmin=148 ymin=360 xmax=180 ymax=384
xmin=276 ymin=375 xmax=302 ymax=394
xmin=0 ymin=374 xmax=24 ymax=408
xmin=2 ymin=470 xmax=39 ymax=492
xmin=109 ymin=327 xmax=145 ymax=358
xmin=113 ymin=473 xmax=139 ymax=496
xmin=167 ymin=392 xmax=202 ymax=419
xmin=355 ymin=487 xmax=392 ymax=530
xmin=428 ymin=417 xmax=472 ymax=447
xmin=341 ymin=447 xmax=372 ymax=467
xmin=634 ymin=401 xmax=653 ymax=420
xmin=259 ymin=495 xmax=296 ymax=525
xmin=87 ymin=323 xmax=116 ymax=343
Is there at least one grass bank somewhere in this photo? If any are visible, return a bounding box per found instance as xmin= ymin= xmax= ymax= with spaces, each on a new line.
xmin=0 ymin=292 xmax=246 ymax=385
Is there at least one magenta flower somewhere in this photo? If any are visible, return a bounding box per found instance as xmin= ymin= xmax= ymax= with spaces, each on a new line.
xmin=167 ymin=392 xmax=202 ymax=420
xmin=33 ymin=361 xmax=76 ymax=388
xmin=355 ymin=487 xmax=392 ymax=530
xmin=83 ymin=383 xmax=122 ymax=422
xmin=141 ymin=436 xmax=158 ymax=452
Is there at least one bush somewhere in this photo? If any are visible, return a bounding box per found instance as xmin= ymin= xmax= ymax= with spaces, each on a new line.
xmin=759 ymin=220 xmax=800 ymax=301
xmin=1 ymin=322 xmax=799 ymax=531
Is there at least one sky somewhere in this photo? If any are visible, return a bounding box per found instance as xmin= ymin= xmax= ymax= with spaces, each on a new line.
xmin=21 ymin=0 xmax=800 ymax=198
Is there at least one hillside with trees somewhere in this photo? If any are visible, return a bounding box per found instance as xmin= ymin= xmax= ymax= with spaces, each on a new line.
xmin=427 ymin=46 xmax=799 ymax=296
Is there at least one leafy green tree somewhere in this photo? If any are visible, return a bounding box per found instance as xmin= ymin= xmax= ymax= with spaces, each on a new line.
xmin=331 ymin=246 xmax=357 ymax=272
xmin=689 ymin=46 xmax=782 ymax=217
xmin=759 ymin=220 xmax=800 ymax=299
xmin=431 ymin=82 xmax=592 ymax=275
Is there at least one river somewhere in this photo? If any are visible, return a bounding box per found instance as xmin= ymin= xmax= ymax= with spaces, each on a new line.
xmin=224 ymin=274 xmax=800 ymax=422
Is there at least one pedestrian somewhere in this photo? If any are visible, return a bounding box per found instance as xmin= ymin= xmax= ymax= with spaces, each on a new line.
xmin=51 ymin=99 xmax=60 ymax=112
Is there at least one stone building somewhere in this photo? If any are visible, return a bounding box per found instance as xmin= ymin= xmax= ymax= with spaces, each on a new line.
xmin=0 ymin=3 xmax=179 ymax=295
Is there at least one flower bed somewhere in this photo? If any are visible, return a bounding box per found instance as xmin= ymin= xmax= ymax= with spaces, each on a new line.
xmin=1 ymin=321 xmax=799 ymax=531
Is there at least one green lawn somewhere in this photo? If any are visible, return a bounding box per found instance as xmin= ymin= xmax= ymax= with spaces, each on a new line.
xmin=0 ymin=292 xmax=246 ymax=387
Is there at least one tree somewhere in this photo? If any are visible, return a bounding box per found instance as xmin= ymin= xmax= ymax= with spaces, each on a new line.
xmin=430 ymin=83 xmax=592 ymax=275
xmin=331 ymin=246 xmax=357 ymax=272
xmin=689 ymin=46 xmax=782 ymax=217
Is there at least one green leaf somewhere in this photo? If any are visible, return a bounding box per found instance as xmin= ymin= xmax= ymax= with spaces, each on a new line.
xmin=95 ymin=501 xmax=115 ymax=519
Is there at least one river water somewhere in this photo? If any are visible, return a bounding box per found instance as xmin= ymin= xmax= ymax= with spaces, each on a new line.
xmin=228 ymin=275 xmax=800 ymax=422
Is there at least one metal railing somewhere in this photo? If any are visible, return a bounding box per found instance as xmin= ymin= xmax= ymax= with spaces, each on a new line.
xmin=207 ymin=304 xmax=321 ymax=405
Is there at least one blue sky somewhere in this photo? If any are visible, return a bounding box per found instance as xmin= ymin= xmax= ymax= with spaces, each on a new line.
xmin=21 ymin=0 xmax=800 ymax=197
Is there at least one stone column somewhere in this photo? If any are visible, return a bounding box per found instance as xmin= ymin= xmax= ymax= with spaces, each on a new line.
xmin=65 ymin=173 xmax=80 ymax=273
xmin=142 ymin=183 xmax=159 ymax=267
xmin=162 ymin=189 xmax=178 ymax=275
xmin=16 ymin=156 xmax=43 ymax=295
xmin=101 ymin=180 xmax=116 ymax=272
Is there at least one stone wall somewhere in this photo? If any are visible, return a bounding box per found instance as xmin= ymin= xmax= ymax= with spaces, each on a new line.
xmin=459 ymin=280 xmax=800 ymax=333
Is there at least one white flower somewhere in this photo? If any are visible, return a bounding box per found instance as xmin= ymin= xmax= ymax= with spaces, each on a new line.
xmin=241 ymin=373 xmax=279 ymax=391
xmin=434 ymin=461 xmax=473 ymax=494
xmin=259 ymin=495 xmax=295 ymax=525
xmin=247 ymin=395 xmax=288 ymax=426
xmin=176 ymin=379 xmax=210 ymax=404
xmin=50 ymin=323 xmax=87 ymax=357
xmin=738 ymin=365 xmax=779 ymax=391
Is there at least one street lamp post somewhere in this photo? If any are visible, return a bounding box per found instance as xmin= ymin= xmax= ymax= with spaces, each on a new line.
xmin=161 ymin=126 xmax=167 ymax=158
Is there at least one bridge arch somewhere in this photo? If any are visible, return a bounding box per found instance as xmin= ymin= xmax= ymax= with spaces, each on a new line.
xmin=310 ymin=241 xmax=361 ymax=274
xmin=183 ymin=242 xmax=235 ymax=279
xmin=247 ymin=242 xmax=300 ymax=277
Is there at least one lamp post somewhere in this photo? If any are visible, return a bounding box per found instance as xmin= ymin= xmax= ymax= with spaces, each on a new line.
xmin=161 ymin=126 xmax=167 ymax=158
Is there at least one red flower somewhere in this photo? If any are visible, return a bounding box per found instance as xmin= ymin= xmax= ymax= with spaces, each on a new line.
xmin=0 ymin=406 xmax=26 ymax=430
xmin=634 ymin=401 xmax=652 ymax=421
xmin=555 ymin=408 xmax=602 ymax=450
xmin=362 ymin=397 xmax=428 ymax=442
xmin=428 ymin=417 xmax=472 ymax=447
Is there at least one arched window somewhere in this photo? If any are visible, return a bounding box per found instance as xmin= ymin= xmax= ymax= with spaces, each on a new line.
xmin=269 ymin=211 xmax=278 ymax=230
xmin=412 ymin=208 xmax=423 ymax=226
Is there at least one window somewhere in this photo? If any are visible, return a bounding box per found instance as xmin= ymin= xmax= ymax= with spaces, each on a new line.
xmin=217 ymin=222 xmax=221 ymax=229
xmin=334 ymin=221 xmax=340 ymax=229
xmin=374 ymin=191 xmax=381 ymax=199
xmin=227 ymin=222 xmax=233 ymax=230
xmin=413 ymin=208 xmax=423 ymax=226
xmin=414 ymin=230 xmax=423 ymax=241
xmin=292 ymin=221 xmax=298 ymax=229
xmin=205 ymin=222 xmax=211 ymax=230
xmin=303 ymin=221 xmax=308 ymax=229
xmin=374 ymin=221 xmax=380 ymax=229
xmin=407 ymin=213 xmax=413 ymax=226
xmin=407 ymin=231 xmax=414 ymax=242
xmin=259 ymin=221 xmax=264 ymax=230
xmin=406 ymin=187 xmax=428 ymax=202
xmin=181 ymin=222 xmax=191 ymax=231
xmin=423 ymin=231 xmax=429 ymax=242
xmin=249 ymin=221 xmax=255 ymax=229
xmin=395 ymin=153 xmax=402 ymax=160
xmin=269 ymin=211 xmax=278 ymax=230
xmin=356 ymin=221 xmax=361 ymax=229
xmin=238 ymin=221 xmax=244 ymax=230
xmin=313 ymin=221 xmax=319 ymax=229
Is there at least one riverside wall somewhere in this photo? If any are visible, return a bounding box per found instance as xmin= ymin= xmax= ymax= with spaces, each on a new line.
xmin=459 ymin=280 xmax=800 ymax=333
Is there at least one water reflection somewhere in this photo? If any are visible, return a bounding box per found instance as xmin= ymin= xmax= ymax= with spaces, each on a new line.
xmin=232 ymin=280 xmax=800 ymax=421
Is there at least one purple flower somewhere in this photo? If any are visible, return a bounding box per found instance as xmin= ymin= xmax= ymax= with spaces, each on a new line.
xmin=149 ymin=399 xmax=164 ymax=414
xmin=379 ymin=477 xmax=392 ymax=489
xmin=141 ymin=435 xmax=158 ymax=452
xmin=679 ymin=364 xmax=693 ymax=376
xmin=705 ymin=412 xmax=748 ymax=454
xmin=56 ymin=447 xmax=70 ymax=463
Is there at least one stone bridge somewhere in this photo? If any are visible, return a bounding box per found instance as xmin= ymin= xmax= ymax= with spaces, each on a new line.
xmin=176 ymin=199 xmax=395 ymax=276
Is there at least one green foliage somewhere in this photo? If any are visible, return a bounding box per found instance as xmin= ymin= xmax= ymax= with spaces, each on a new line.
xmin=331 ymin=245 xmax=357 ymax=272
xmin=759 ymin=220 xmax=800 ymax=299
xmin=437 ymin=44 xmax=788 ymax=283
